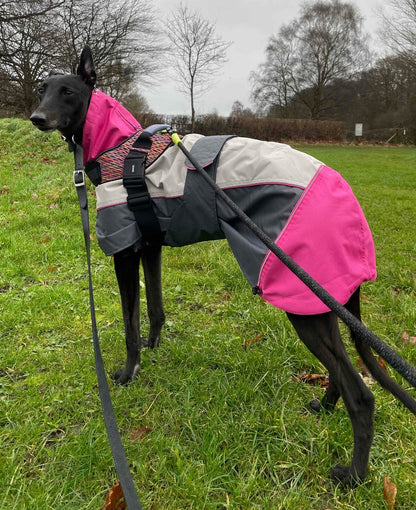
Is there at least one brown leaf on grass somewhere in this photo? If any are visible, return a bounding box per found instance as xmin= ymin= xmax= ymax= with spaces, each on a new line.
xmin=1 ymin=186 xmax=9 ymax=194
xmin=378 ymin=356 xmax=387 ymax=372
xmin=103 ymin=482 xmax=126 ymax=510
xmin=241 ymin=333 xmax=265 ymax=348
xmin=383 ymin=476 xmax=397 ymax=510
xmin=402 ymin=331 xmax=416 ymax=345
xmin=292 ymin=371 xmax=329 ymax=388
xmin=358 ymin=357 xmax=386 ymax=377
xmin=128 ymin=426 xmax=152 ymax=441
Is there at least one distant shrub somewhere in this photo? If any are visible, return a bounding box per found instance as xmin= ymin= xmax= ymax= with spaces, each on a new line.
xmin=133 ymin=111 xmax=346 ymax=142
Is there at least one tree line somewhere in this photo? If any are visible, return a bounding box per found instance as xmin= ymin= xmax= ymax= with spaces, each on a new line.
xmin=249 ymin=0 xmax=416 ymax=142
xmin=1 ymin=0 xmax=415 ymax=142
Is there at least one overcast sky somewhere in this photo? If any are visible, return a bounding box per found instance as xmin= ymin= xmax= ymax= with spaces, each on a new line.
xmin=143 ymin=0 xmax=389 ymax=116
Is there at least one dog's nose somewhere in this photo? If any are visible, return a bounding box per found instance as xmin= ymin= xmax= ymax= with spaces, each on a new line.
xmin=30 ymin=112 xmax=47 ymax=127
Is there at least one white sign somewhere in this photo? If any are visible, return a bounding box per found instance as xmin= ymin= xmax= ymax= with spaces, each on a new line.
xmin=355 ymin=123 xmax=363 ymax=137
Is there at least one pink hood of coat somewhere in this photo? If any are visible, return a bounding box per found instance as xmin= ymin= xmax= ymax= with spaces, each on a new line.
xmin=82 ymin=89 xmax=141 ymax=164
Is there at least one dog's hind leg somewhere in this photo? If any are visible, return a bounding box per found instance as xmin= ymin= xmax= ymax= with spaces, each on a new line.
xmin=309 ymin=372 xmax=340 ymax=413
xmin=141 ymin=243 xmax=165 ymax=348
xmin=309 ymin=288 xmax=362 ymax=414
xmin=287 ymin=311 xmax=375 ymax=486
xmin=113 ymin=245 xmax=142 ymax=385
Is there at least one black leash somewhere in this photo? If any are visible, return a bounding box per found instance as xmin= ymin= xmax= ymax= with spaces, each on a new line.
xmin=168 ymin=129 xmax=416 ymax=390
xmin=70 ymin=140 xmax=142 ymax=510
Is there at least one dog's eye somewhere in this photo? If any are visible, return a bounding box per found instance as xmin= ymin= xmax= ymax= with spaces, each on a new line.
xmin=37 ymin=85 xmax=46 ymax=96
xmin=62 ymin=88 xmax=74 ymax=96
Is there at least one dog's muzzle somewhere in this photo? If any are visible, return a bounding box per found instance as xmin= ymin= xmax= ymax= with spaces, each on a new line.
xmin=30 ymin=111 xmax=59 ymax=132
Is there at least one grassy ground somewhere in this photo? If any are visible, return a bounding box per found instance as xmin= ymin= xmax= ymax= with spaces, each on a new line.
xmin=0 ymin=119 xmax=415 ymax=509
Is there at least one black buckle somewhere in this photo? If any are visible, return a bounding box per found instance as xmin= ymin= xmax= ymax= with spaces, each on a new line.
xmin=73 ymin=170 xmax=85 ymax=187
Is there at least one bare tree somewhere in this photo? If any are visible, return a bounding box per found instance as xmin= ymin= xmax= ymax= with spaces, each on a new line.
xmin=57 ymin=0 xmax=163 ymax=99
xmin=250 ymin=34 xmax=294 ymax=117
xmin=165 ymin=3 xmax=231 ymax=130
xmin=0 ymin=2 xmax=62 ymax=115
xmin=229 ymin=100 xmax=254 ymax=117
xmin=0 ymin=0 xmax=63 ymax=24
xmin=0 ymin=0 xmax=162 ymax=116
xmin=380 ymin=0 xmax=416 ymax=71
xmin=251 ymin=0 xmax=370 ymax=119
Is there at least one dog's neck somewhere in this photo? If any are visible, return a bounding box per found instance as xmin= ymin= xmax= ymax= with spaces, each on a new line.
xmin=81 ymin=89 xmax=142 ymax=164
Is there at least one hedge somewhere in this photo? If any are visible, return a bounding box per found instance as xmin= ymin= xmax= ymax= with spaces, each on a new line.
xmin=133 ymin=112 xmax=346 ymax=143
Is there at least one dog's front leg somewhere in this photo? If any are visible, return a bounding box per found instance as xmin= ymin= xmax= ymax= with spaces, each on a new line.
xmin=113 ymin=246 xmax=142 ymax=384
xmin=141 ymin=243 xmax=165 ymax=348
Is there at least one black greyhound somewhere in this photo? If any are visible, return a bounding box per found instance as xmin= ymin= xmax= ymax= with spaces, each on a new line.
xmin=30 ymin=47 xmax=416 ymax=487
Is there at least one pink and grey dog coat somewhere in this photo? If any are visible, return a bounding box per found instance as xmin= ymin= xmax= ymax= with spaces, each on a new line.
xmin=83 ymin=90 xmax=377 ymax=315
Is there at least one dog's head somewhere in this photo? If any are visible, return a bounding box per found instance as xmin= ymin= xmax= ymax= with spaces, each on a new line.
xmin=30 ymin=46 xmax=96 ymax=140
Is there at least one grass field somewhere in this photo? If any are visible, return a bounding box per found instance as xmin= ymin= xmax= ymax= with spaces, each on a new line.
xmin=0 ymin=119 xmax=415 ymax=509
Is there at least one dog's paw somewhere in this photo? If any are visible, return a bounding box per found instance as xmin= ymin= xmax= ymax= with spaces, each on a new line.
xmin=147 ymin=334 xmax=161 ymax=349
xmin=113 ymin=365 xmax=140 ymax=386
xmin=139 ymin=335 xmax=160 ymax=349
xmin=309 ymin=398 xmax=336 ymax=414
xmin=309 ymin=399 xmax=322 ymax=413
xmin=330 ymin=464 xmax=363 ymax=487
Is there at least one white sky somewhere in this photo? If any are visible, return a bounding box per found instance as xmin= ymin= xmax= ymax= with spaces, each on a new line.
xmin=142 ymin=0 xmax=390 ymax=116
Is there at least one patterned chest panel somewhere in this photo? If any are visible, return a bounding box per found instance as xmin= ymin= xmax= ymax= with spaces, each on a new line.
xmin=96 ymin=131 xmax=173 ymax=184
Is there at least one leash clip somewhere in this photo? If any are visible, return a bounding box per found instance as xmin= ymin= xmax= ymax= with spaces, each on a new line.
xmin=73 ymin=169 xmax=85 ymax=187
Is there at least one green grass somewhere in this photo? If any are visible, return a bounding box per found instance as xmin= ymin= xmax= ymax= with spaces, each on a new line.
xmin=1 ymin=120 xmax=415 ymax=509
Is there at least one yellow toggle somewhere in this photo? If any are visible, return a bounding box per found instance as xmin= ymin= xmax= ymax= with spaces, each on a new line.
xmin=171 ymin=132 xmax=182 ymax=146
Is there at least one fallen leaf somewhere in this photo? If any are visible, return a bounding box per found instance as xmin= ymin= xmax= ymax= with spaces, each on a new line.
xmin=103 ymin=482 xmax=126 ymax=510
xmin=402 ymin=331 xmax=416 ymax=345
xmin=46 ymin=266 xmax=58 ymax=272
xmin=128 ymin=426 xmax=152 ymax=441
xmin=378 ymin=356 xmax=387 ymax=372
xmin=293 ymin=371 xmax=329 ymax=388
xmin=241 ymin=333 xmax=265 ymax=348
xmin=1 ymin=186 xmax=9 ymax=194
xmin=383 ymin=476 xmax=397 ymax=510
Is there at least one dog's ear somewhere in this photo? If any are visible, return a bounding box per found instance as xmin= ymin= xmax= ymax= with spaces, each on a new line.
xmin=77 ymin=46 xmax=96 ymax=87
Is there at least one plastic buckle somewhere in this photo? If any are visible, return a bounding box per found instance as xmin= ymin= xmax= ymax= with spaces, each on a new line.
xmin=73 ymin=170 xmax=85 ymax=187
